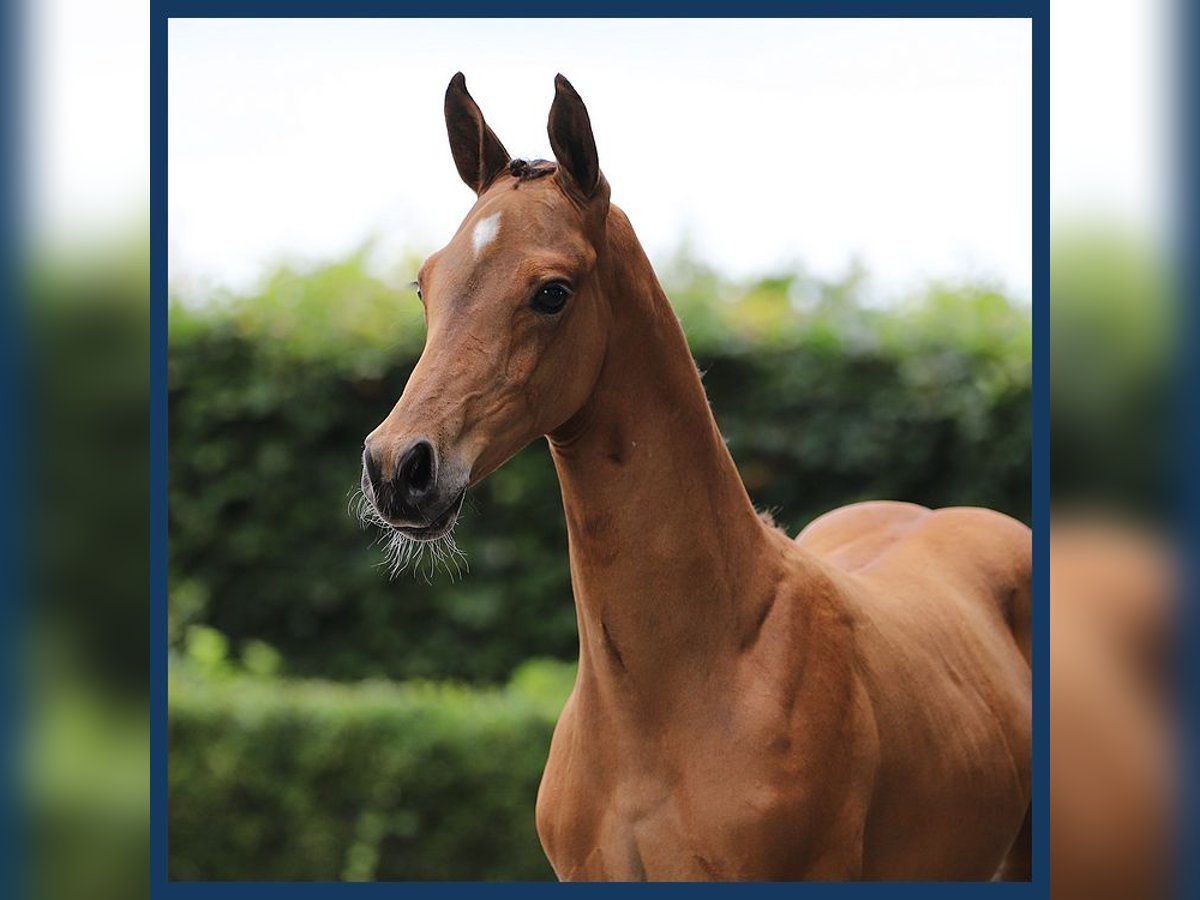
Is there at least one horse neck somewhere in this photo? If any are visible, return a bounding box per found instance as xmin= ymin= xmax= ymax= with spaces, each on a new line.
xmin=548 ymin=209 xmax=779 ymax=701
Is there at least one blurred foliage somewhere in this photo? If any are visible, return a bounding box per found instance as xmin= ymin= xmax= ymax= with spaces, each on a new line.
xmin=169 ymin=657 xmax=575 ymax=881
xmin=27 ymin=648 xmax=148 ymax=900
xmin=1050 ymin=227 xmax=1173 ymax=513
xmin=24 ymin=239 xmax=151 ymax=900
xmin=28 ymin=240 xmax=150 ymax=696
xmin=168 ymin=244 xmax=1032 ymax=684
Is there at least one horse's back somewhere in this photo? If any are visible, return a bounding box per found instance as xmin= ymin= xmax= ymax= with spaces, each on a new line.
xmin=796 ymin=500 xmax=1031 ymax=661
xmin=795 ymin=500 xmax=933 ymax=571
xmin=794 ymin=499 xmax=1032 ymax=735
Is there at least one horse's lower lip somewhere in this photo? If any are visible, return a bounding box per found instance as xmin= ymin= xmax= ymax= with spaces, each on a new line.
xmin=395 ymin=491 xmax=465 ymax=541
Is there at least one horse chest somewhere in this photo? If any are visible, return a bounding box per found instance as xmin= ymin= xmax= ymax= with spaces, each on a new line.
xmin=553 ymin=788 xmax=707 ymax=880
xmin=539 ymin=770 xmax=764 ymax=880
xmin=536 ymin=720 xmax=843 ymax=881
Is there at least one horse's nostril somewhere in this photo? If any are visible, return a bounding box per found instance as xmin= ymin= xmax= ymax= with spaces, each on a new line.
xmin=364 ymin=439 xmax=437 ymax=522
xmin=399 ymin=440 xmax=436 ymax=496
xmin=364 ymin=447 xmax=385 ymax=495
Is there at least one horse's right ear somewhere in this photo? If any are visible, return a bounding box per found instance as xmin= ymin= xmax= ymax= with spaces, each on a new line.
xmin=444 ymin=72 xmax=511 ymax=195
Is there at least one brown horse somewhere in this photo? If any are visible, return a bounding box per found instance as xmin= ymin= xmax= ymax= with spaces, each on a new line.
xmin=361 ymin=73 xmax=1032 ymax=881
xmin=1050 ymin=519 xmax=1174 ymax=900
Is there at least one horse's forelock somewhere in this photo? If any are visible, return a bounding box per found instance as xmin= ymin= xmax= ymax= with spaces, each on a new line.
xmin=508 ymin=158 xmax=557 ymax=182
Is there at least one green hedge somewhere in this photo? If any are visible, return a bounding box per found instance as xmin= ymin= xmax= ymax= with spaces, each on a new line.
xmin=169 ymin=660 xmax=574 ymax=881
xmin=169 ymin=249 xmax=1031 ymax=683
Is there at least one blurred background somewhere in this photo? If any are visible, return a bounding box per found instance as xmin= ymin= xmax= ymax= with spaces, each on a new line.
xmin=3 ymin=0 xmax=1188 ymax=896
xmin=1049 ymin=1 xmax=1182 ymax=898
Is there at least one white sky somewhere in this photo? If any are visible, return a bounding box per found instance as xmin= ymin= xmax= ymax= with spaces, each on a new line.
xmin=25 ymin=3 xmax=1173 ymax=305
xmin=25 ymin=0 xmax=150 ymax=243
xmin=166 ymin=18 xmax=1033 ymax=300
xmin=1050 ymin=0 xmax=1172 ymax=238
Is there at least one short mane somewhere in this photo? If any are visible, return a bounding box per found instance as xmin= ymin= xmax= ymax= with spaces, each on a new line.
xmin=508 ymin=158 xmax=557 ymax=181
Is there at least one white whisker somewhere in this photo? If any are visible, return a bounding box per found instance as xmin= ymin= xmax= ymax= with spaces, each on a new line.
xmin=348 ymin=483 xmax=469 ymax=581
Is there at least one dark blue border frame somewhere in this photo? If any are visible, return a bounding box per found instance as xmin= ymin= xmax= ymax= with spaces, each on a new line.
xmin=151 ymin=3 xmax=1049 ymax=895
xmin=1178 ymin=0 xmax=1199 ymax=897
xmin=1 ymin=0 xmax=25 ymax=892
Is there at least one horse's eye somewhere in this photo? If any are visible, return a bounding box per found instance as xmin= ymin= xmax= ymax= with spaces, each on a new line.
xmin=531 ymin=281 xmax=571 ymax=315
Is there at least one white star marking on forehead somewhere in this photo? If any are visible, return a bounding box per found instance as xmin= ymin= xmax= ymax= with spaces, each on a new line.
xmin=472 ymin=213 xmax=501 ymax=257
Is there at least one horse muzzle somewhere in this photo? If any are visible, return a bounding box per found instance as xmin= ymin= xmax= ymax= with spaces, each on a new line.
xmin=361 ymin=437 xmax=466 ymax=540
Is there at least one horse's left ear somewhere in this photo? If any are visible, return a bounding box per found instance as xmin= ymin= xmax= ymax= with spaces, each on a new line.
xmin=548 ymin=74 xmax=605 ymax=202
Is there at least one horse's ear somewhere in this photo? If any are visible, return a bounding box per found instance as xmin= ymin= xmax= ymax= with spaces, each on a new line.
xmin=444 ymin=72 xmax=511 ymax=195
xmin=547 ymin=74 xmax=603 ymax=201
